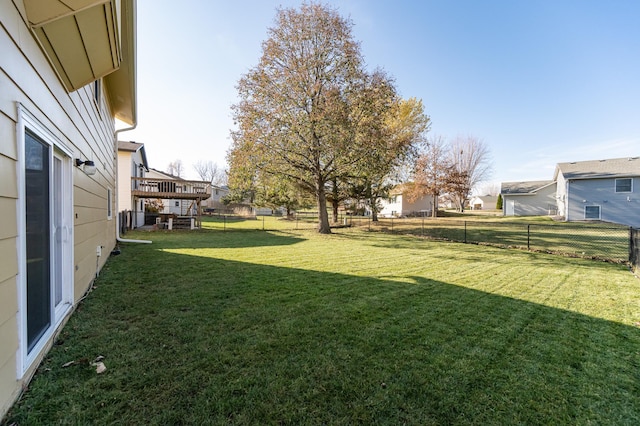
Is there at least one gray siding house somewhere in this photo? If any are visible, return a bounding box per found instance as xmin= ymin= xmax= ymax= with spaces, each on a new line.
xmin=555 ymin=157 xmax=640 ymax=228
xmin=501 ymin=181 xmax=557 ymax=216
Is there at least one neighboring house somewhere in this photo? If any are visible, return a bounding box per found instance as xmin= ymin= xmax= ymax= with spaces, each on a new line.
xmin=117 ymin=141 xmax=149 ymax=228
xmin=501 ymin=156 xmax=640 ymax=228
xmin=379 ymin=185 xmax=434 ymax=217
xmin=126 ymin=167 xmax=211 ymax=226
xmin=469 ymin=195 xmax=499 ymax=210
xmin=0 ymin=0 xmax=136 ymax=418
xmin=554 ymin=157 xmax=640 ymax=228
xmin=501 ymin=180 xmax=557 ymax=216
xmin=202 ymin=185 xmax=229 ymax=212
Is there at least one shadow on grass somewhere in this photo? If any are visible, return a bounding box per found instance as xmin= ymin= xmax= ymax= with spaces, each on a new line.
xmin=5 ymin=242 xmax=640 ymax=425
xmin=123 ymin=228 xmax=307 ymax=250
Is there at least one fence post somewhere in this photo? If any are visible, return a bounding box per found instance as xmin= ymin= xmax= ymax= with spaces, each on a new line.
xmin=296 ymin=213 xmax=299 ymax=230
xmin=630 ymin=227 xmax=634 ymax=263
xmin=368 ymin=215 xmax=371 ymax=231
xmin=223 ymin=215 xmax=226 ymax=231
xmin=422 ymin=215 xmax=424 ymax=237
xmin=527 ymin=224 xmax=531 ymax=250
xmin=262 ymin=215 xmax=265 ymax=231
xmin=464 ymin=221 xmax=467 ymax=243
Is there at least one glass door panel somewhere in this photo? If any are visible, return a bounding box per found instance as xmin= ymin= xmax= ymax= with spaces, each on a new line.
xmin=25 ymin=131 xmax=51 ymax=353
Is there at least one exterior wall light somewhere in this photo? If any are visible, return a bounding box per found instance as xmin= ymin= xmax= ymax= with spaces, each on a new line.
xmin=75 ymin=158 xmax=97 ymax=176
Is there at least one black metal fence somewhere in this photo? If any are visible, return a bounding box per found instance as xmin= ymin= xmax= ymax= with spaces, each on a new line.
xmin=198 ymin=214 xmax=632 ymax=264
xmin=349 ymin=217 xmax=630 ymax=263
xmin=631 ymin=228 xmax=640 ymax=273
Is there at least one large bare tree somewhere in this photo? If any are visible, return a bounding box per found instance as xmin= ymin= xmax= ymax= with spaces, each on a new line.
xmin=229 ymin=3 xmax=400 ymax=233
xmin=447 ymin=136 xmax=492 ymax=211
xmin=193 ymin=160 xmax=226 ymax=186
xmin=166 ymin=159 xmax=184 ymax=178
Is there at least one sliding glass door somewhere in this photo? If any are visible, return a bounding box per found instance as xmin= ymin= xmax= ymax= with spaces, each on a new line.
xmin=24 ymin=130 xmax=73 ymax=354
xmin=24 ymin=131 xmax=51 ymax=352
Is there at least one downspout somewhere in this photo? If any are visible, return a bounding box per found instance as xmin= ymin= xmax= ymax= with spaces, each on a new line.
xmin=114 ymin=125 xmax=151 ymax=244
xmin=113 ymin=0 xmax=150 ymax=244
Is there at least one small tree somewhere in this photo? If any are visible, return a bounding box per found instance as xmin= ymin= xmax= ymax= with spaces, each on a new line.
xmin=496 ymin=193 xmax=503 ymax=210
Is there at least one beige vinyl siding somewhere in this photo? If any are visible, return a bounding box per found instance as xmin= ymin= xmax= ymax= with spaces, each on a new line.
xmin=0 ymin=0 xmax=120 ymax=417
xmin=0 ymin=343 xmax=18 ymax=418
xmin=0 ymin=114 xmax=17 ymax=160
xmin=117 ymin=151 xmax=133 ymax=211
xmin=0 ymin=278 xmax=18 ymax=370
xmin=0 ymin=155 xmax=18 ymax=199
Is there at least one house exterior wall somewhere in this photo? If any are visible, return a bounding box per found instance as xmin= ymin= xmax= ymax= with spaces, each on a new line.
xmin=556 ymin=173 xmax=568 ymax=217
xmin=1 ymin=1 xmax=117 ymax=418
xmin=203 ymin=186 xmax=229 ymax=210
xmin=401 ymin=194 xmax=433 ymax=216
xmin=117 ymin=151 xmax=133 ymax=211
xmin=379 ymin=196 xmax=403 ymax=217
xmin=379 ymin=194 xmax=432 ymax=217
xmin=565 ymin=177 xmax=640 ymax=227
xmin=503 ymin=183 xmax=557 ymax=216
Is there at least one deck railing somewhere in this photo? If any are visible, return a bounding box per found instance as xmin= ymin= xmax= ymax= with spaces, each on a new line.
xmin=131 ymin=177 xmax=211 ymax=198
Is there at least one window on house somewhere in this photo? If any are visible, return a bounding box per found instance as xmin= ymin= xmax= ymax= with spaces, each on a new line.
xmin=107 ymin=188 xmax=112 ymax=219
xmin=175 ymin=201 xmax=179 ymax=207
xmin=615 ymin=178 xmax=632 ymax=193
xmin=585 ymin=205 xmax=601 ymax=220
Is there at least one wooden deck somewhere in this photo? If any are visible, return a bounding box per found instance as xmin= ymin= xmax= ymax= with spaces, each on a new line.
xmin=130 ymin=177 xmax=211 ymax=199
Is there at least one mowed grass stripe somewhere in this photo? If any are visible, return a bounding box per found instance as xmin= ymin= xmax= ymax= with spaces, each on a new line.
xmin=5 ymin=228 xmax=639 ymax=425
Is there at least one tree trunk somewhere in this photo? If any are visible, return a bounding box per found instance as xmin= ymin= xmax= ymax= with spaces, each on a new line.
xmin=331 ymin=178 xmax=339 ymax=223
xmin=369 ymin=196 xmax=379 ymax=222
xmin=317 ymin=184 xmax=331 ymax=234
xmin=332 ymin=198 xmax=339 ymax=223
xmin=432 ymin=192 xmax=438 ymax=218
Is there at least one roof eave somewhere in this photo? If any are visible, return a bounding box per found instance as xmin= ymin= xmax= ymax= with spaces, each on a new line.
xmin=104 ymin=0 xmax=136 ymax=125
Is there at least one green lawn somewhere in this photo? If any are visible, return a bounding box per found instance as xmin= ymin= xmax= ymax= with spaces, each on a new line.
xmin=5 ymin=228 xmax=640 ymax=425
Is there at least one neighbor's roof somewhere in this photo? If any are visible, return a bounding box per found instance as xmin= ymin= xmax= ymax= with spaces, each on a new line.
xmin=501 ymin=180 xmax=555 ymax=195
xmin=148 ymin=168 xmax=186 ymax=181
xmin=118 ymin=141 xmax=148 ymax=169
xmin=554 ymin=157 xmax=640 ymax=180
xmin=118 ymin=141 xmax=144 ymax=152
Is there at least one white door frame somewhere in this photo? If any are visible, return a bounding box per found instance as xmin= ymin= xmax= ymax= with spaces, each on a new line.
xmin=16 ymin=105 xmax=74 ymax=377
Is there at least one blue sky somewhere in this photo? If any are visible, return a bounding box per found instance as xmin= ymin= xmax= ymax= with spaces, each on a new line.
xmin=125 ymin=0 xmax=640 ymax=189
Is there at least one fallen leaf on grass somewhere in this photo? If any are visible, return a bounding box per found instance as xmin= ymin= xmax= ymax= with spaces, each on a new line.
xmin=92 ymin=362 xmax=107 ymax=374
